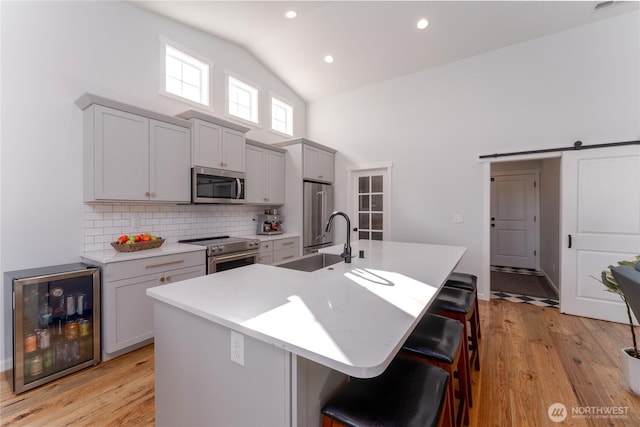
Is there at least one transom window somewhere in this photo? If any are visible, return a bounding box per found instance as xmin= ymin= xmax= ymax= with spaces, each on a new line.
xmin=271 ymin=95 xmax=294 ymax=136
xmin=160 ymin=39 xmax=210 ymax=107
xmin=227 ymin=75 xmax=259 ymax=124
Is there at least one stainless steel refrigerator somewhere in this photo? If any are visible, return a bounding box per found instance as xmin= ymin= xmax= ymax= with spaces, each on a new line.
xmin=303 ymin=181 xmax=334 ymax=254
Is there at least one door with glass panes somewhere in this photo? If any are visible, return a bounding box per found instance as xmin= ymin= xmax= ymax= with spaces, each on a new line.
xmin=351 ymin=167 xmax=391 ymax=241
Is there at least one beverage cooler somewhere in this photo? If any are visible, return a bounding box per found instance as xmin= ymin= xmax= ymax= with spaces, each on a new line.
xmin=9 ymin=263 xmax=100 ymax=393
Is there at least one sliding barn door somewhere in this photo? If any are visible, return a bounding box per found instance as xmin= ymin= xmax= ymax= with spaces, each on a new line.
xmin=561 ymin=145 xmax=640 ymax=323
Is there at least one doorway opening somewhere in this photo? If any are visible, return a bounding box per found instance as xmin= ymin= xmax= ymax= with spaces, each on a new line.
xmin=489 ymin=158 xmax=560 ymax=305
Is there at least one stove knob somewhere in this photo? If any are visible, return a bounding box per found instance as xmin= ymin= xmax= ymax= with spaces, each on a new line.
xmin=219 ymin=246 xmax=225 ymax=252
xmin=211 ymin=246 xmax=219 ymax=252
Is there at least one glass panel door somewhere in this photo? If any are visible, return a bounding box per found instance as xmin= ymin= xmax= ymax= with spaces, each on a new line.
xmin=351 ymin=167 xmax=391 ymax=241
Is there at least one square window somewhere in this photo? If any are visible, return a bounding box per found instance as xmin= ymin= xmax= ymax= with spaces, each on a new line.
xmin=359 ymin=177 xmax=370 ymax=194
xmin=161 ymin=41 xmax=210 ymax=108
xmin=271 ymin=96 xmax=294 ymax=136
xmin=372 ymin=213 xmax=383 ymax=230
xmin=371 ymin=194 xmax=383 ymax=211
xmin=228 ymin=75 xmax=259 ymax=124
xmin=359 ymin=213 xmax=370 ymax=229
xmin=371 ymin=232 xmax=383 ymax=241
xmin=359 ymin=195 xmax=370 ymax=211
xmin=372 ymin=175 xmax=383 ymax=193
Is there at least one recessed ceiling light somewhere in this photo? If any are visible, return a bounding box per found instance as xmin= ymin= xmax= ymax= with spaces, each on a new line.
xmin=285 ymin=10 xmax=297 ymax=19
xmin=324 ymin=55 xmax=335 ymax=64
xmin=417 ymin=18 xmax=429 ymax=30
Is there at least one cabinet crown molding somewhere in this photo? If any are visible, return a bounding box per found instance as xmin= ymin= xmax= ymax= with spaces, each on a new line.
xmin=273 ymin=138 xmax=337 ymax=154
xmin=75 ymin=93 xmax=191 ymax=128
xmin=176 ymin=110 xmax=250 ymax=133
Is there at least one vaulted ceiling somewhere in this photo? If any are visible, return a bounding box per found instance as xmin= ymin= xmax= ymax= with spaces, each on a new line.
xmin=131 ymin=1 xmax=639 ymax=102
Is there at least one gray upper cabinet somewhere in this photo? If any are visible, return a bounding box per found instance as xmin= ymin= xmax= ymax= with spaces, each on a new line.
xmin=303 ymin=145 xmax=334 ymax=183
xmin=274 ymin=139 xmax=335 ymax=184
xmin=177 ymin=110 xmax=250 ymax=172
xmin=246 ymin=140 xmax=286 ymax=205
xmin=76 ymin=94 xmax=192 ymax=203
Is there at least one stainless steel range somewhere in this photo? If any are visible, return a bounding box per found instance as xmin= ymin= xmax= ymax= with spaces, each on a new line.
xmin=179 ymin=236 xmax=260 ymax=274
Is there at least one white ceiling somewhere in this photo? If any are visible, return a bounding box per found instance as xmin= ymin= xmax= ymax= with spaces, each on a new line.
xmin=131 ymin=1 xmax=639 ymax=102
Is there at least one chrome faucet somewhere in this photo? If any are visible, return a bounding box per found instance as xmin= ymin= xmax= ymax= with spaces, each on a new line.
xmin=325 ymin=211 xmax=352 ymax=263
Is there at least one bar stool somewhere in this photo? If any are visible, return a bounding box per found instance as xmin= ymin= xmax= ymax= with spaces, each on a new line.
xmin=428 ymin=287 xmax=480 ymax=406
xmin=402 ymin=313 xmax=470 ymax=426
xmin=321 ymin=355 xmax=451 ymax=427
xmin=445 ymin=272 xmax=481 ymax=339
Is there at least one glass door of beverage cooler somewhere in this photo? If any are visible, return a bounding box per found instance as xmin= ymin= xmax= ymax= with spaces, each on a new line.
xmin=12 ymin=264 xmax=100 ymax=393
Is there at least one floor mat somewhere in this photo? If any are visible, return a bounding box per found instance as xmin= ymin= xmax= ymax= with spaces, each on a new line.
xmin=490 ymin=270 xmax=558 ymax=299
xmin=490 ymin=291 xmax=559 ymax=308
xmin=491 ymin=265 xmax=544 ymax=276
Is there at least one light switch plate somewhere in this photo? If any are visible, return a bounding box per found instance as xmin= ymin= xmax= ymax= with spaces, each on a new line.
xmin=453 ymin=214 xmax=464 ymax=223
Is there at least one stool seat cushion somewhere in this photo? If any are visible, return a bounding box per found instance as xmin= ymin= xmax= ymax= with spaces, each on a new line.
xmin=429 ymin=287 xmax=475 ymax=314
xmin=403 ymin=314 xmax=463 ymax=364
xmin=321 ymin=356 xmax=449 ymax=427
xmin=445 ymin=272 xmax=477 ymax=291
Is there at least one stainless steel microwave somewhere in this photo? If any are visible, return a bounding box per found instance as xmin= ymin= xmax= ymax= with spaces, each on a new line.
xmin=192 ymin=167 xmax=245 ymax=204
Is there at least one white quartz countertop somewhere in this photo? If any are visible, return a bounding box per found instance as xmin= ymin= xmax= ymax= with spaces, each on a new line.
xmin=82 ymin=243 xmax=205 ymax=264
xmin=146 ymin=240 xmax=466 ymax=378
xmin=242 ymin=233 xmax=300 ymax=242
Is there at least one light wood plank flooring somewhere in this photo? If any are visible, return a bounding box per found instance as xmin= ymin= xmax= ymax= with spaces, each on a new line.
xmin=2 ymin=300 xmax=639 ymax=426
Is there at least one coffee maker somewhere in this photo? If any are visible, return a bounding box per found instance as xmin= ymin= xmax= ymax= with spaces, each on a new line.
xmin=257 ymin=209 xmax=284 ymax=235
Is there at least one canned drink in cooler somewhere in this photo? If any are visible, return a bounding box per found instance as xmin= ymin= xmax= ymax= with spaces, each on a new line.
xmin=66 ymin=295 xmax=75 ymax=317
xmin=43 ymin=348 xmax=54 ymax=369
xmin=79 ymin=319 xmax=90 ymax=337
xmin=38 ymin=328 xmax=50 ymax=349
xmin=77 ymin=293 xmax=86 ymax=316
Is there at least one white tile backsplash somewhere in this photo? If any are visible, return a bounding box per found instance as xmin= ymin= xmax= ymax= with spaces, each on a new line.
xmin=84 ymin=203 xmax=265 ymax=251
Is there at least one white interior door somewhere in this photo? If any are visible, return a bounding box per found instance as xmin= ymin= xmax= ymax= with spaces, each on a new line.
xmin=561 ymin=145 xmax=640 ymax=323
xmin=490 ymin=174 xmax=537 ymax=269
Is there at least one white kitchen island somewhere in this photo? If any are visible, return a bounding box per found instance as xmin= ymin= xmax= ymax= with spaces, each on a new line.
xmin=147 ymin=240 xmax=466 ymax=427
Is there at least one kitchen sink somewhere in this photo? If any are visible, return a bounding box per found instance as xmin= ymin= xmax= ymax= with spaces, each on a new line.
xmin=274 ymin=253 xmax=344 ymax=272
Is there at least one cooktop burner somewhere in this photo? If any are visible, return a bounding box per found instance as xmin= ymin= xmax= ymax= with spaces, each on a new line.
xmin=179 ymin=236 xmax=260 ymax=256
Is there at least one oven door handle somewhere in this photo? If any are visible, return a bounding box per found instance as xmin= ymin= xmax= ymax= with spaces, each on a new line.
xmin=211 ymin=250 xmax=259 ymax=263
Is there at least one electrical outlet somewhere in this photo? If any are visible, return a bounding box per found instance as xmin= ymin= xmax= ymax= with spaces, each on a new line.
xmin=230 ymin=331 xmax=244 ymax=366
xmin=453 ymin=214 xmax=464 ymax=224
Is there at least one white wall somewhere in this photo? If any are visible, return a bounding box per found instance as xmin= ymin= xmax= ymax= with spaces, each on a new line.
xmin=540 ymin=157 xmax=561 ymax=287
xmin=307 ymin=11 xmax=640 ymax=298
xmin=0 ymin=1 xmax=306 ymax=370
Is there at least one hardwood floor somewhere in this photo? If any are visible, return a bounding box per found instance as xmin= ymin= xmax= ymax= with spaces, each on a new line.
xmin=1 ymin=300 xmax=639 ymax=426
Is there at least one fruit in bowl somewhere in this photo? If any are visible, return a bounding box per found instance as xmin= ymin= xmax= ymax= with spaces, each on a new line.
xmin=115 ymin=233 xmax=160 ymax=244
xmin=112 ymin=233 xmax=164 ymax=252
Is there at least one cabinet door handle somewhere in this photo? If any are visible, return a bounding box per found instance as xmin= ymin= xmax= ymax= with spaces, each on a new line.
xmin=145 ymin=192 xmax=150 ymax=197
xmin=165 ymin=276 xmax=171 ymax=282
xmin=145 ymin=259 xmax=184 ymax=269
xmin=150 ymin=192 xmax=156 ymax=198
xmin=568 ymin=234 xmax=572 ymax=249
xmin=160 ymin=277 xmax=165 ymax=283
xmin=281 ymin=241 xmax=295 ymax=246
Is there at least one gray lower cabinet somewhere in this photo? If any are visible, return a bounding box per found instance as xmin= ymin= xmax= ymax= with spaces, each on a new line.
xmin=95 ymin=251 xmax=205 ymax=361
xmin=258 ymin=236 xmax=299 ymax=265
